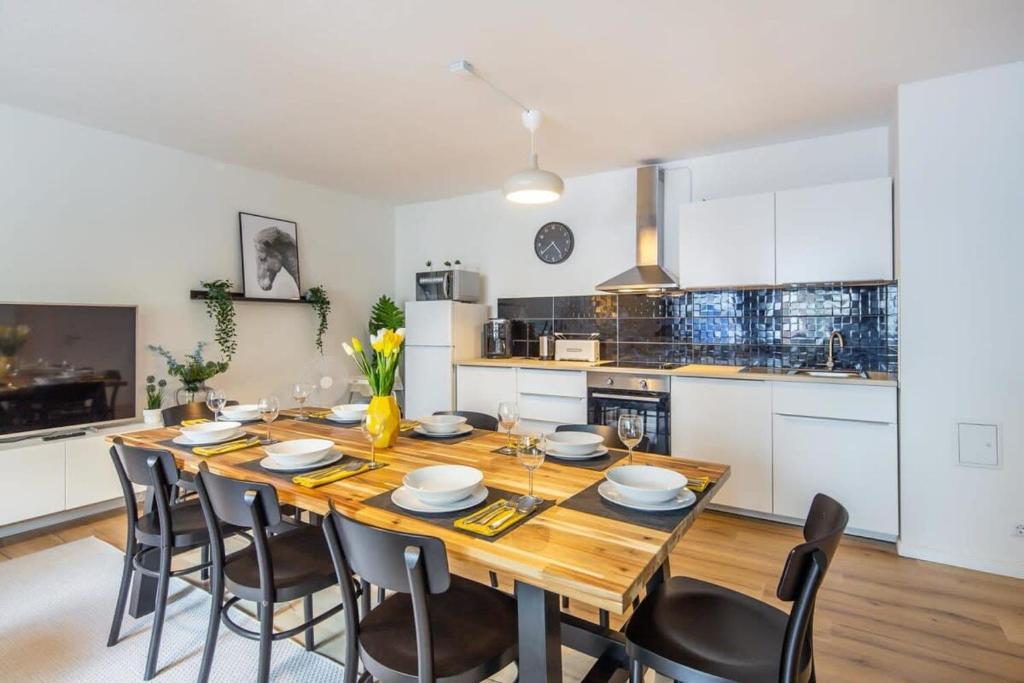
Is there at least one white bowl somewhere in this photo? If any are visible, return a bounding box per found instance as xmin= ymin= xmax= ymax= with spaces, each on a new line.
xmin=220 ymin=403 xmax=260 ymax=421
xmin=263 ymin=438 xmax=334 ymax=467
xmin=179 ymin=421 xmax=243 ymax=442
xmin=544 ymin=431 xmax=606 ymax=455
xmin=331 ymin=403 xmax=369 ymax=421
xmin=403 ymin=465 xmax=484 ymax=505
xmin=417 ymin=414 xmax=469 ymax=435
xmin=605 ymin=465 xmax=688 ymax=504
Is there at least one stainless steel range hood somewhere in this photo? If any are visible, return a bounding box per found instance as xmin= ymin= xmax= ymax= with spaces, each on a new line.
xmin=596 ymin=166 xmax=679 ymax=293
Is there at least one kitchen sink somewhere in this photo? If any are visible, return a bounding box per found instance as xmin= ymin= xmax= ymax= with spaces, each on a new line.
xmin=787 ymin=368 xmax=869 ymax=379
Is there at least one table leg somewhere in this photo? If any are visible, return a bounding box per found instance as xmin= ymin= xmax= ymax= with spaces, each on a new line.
xmin=515 ymin=581 xmax=562 ymax=683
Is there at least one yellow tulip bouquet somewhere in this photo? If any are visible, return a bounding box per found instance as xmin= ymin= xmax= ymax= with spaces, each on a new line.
xmin=343 ymin=328 xmax=405 ymax=396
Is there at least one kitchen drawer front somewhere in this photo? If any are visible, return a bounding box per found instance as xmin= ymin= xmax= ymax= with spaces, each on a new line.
xmin=517 ymin=393 xmax=587 ymax=425
xmin=772 ymin=382 xmax=896 ymax=423
xmin=516 ymin=368 xmax=586 ymax=399
xmin=773 ymin=413 xmax=898 ymax=536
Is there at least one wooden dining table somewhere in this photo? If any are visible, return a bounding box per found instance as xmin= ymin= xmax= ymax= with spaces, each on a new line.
xmin=111 ymin=410 xmax=729 ymax=683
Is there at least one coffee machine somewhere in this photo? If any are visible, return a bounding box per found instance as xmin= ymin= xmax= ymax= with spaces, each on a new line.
xmin=482 ymin=319 xmax=511 ymax=358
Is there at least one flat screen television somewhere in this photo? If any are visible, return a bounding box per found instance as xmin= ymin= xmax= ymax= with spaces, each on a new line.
xmin=0 ymin=304 xmax=136 ymax=437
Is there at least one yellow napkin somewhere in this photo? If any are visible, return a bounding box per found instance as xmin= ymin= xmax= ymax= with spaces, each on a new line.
xmin=192 ymin=438 xmax=258 ymax=457
xmin=308 ymin=410 xmax=333 ymax=419
xmin=181 ymin=418 xmax=210 ymax=426
xmin=399 ymin=420 xmax=420 ymax=432
xmin=454 ymin=500 xmax=529 ymax=537
xmin=292 ymin=462 xmax=385 ymax=488
xmin=686 ymin=476 xmax=711 ymax=493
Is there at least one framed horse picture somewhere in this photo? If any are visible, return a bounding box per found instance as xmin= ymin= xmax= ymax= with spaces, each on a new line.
xmin=239 ymin=212 xmax=302 ymax=299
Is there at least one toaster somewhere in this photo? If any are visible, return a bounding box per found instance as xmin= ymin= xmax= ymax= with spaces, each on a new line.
xmin=554 ymin=338 xmax=601 ymax=362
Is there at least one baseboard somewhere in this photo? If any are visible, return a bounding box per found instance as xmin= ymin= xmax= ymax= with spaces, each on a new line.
xmin=708 ymin=504 xmax=899 ymax=543
xmin=896 ymin=541 xmax=1024 ymax=579
xmin=0 ymin=498 xmax=125 ymax=539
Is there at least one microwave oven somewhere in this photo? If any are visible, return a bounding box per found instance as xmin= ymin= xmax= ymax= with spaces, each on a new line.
xmin=414 ymin=269 xmax=481 ymax=303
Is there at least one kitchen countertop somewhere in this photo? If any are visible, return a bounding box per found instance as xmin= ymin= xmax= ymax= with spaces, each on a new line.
xmin=456 ymin=357 xmax=898 ymax=387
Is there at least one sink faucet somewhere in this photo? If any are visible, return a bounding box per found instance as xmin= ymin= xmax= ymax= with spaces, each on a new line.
xmin=826 ymin=330 xmax=845 ymax=371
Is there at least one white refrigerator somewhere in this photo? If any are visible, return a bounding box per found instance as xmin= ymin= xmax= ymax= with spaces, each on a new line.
xmin=403 ymin=300 xmax=489 ymax=420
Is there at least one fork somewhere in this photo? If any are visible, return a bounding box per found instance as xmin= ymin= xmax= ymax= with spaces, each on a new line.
xmin=303 ymin=460 xmax=365 ymax=480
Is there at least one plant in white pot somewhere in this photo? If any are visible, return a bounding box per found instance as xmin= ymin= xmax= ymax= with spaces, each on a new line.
xmin=143 ymin=375 xmax=167 ymax=425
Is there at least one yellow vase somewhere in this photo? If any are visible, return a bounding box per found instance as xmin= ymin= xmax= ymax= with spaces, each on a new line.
xmin=367 ymin=394 xmax=400 ymax=448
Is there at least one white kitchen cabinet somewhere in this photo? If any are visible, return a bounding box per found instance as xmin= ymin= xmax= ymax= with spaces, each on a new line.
xmin=775 ymin=177 xmax=893 ymax=284
xmin=517 ymin=369 xmax=587 ymax=433
xmin=0 ymin=442 xmax=66 ymax=526
xmin=455 ymin=365 xmax=517 ymax=418
xmin=670 ymin=377 xmax=773 ymax=513
xmin=65 ymin=434 xmax=124 ymax=509
xmin=678 ymin=192 xmax=775 ymax=289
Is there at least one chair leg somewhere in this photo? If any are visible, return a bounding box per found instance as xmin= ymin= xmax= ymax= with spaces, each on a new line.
xmin=200 ymin=544 xmax=210 ymax=582
xmin=375 ymin=585 xmax=385 ymax=606
xmin=256 ymin=600 xmax=274 ymax=683
xmin=489 ymin=570 xmax=499 ymax=588
xmin=359 ymin=579 xmax=370 ymax=619
xmin=303 ymin=594 xmax=315 ymax=651
xmin=143 ymin=547 xmax=172 ymax=680
xmin=629 ymin=659 xmax=644 ymax=683
xmin=599 ymin=609 xmax=609 ymax=629
xmin=107 ymin=544 xmax=134 ymax=646
xmin=198 ymin=565 xmax=224 ymax=683
xmin=561 ymin=595 xmax=569 ymax=609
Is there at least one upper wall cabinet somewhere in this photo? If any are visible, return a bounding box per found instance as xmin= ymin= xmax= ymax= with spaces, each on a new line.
xmin=775 ymin=177 xmax=893 ymax=284
xmin=678 ymin=192 xmax=775 ymax=289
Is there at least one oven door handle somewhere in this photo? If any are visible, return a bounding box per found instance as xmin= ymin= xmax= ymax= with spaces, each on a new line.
xmin=589 ymin=392 xmax=663 ymax=403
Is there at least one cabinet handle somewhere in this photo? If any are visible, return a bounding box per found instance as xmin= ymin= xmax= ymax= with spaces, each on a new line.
xmin=590 ymin=392 xmax=662 ymax=403
xmin=775 ymin=412 xmax=892 ymax=426
xmin=519 ymin=392 xmax=584 ymax=401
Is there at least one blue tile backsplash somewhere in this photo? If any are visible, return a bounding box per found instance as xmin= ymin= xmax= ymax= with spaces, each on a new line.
xmin=497 ymin=284 xmax=898 ymax=374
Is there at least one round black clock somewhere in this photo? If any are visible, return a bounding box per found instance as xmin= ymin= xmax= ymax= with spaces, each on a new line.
xmin=534 ymin=222 xmax=574 ymax=264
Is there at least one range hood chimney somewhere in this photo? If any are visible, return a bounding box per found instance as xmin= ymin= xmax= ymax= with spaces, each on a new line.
xmin=595 ymin=166 xmax=679 ymax=293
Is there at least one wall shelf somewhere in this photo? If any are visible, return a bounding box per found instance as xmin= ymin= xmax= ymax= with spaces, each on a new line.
xmin=189 ymin=290 xmax=309 ymax=304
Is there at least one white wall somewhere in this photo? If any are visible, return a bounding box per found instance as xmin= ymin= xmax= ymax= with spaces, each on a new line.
xmin=0 ymin=105 xmax=394 ymax=415
xmin=897 ymin=62 xmax=1024 ymax=578
xmin=394 ymin=127 xmax=889 ymax=309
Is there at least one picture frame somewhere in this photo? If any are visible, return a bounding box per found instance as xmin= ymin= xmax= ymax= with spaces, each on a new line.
xmin=238 ymin=212 xmax=301 ymax=299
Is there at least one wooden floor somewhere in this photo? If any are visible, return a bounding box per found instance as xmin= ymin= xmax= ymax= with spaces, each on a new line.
xmin=3 ymin=509 xmax=1022 ymax=683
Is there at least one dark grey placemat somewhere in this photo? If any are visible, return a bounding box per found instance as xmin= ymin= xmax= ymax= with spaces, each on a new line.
xmin=155 ymin=438 xmax=198 ymax=455
xmin=492 ymin=447 xmax=630 ymax=472
xmin=361 ymin=485 xmax=554 ymax=542
xmin=284 ymin=416 xmax=362 ymax=429
xmin=407 ymin=428 xmax=480 ymax=445
xmin=559 ymin=480 xmax=717 ymax=532
xmin=233 ymin=450 xmax=369 ymax=485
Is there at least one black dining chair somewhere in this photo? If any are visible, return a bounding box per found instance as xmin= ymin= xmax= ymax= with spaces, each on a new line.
xmin=624 ymin=493 xmax=849 ymax=683
xmin=160 ymin=399 xmax=239 ymax=427
xmin=107 ymin=438 xmax=242 ymax=681
xmin=432 ymin=410 xmax=499 ymax=431
xmin=193 ymin=464 xmax=346 ymax=683
xmin=323 ymin=502 xmax=518 ymax=683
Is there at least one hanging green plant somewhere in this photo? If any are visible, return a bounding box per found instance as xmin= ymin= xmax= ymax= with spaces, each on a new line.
xmin=368 ymin=295 xmax=404 ymax=335
xmin=200 ymin=279 xmax=238 ymax=361
xmin=306 ymin=285 xmax=331 ymax=355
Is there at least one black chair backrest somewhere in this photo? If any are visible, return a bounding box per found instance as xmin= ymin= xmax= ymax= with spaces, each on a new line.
xmin=160 ymin=400 xmax=239 ymax=426
xmin=110 ymin=438 xmax=181 ymax=546
xmin=555 ymin=423 xmax=635 ymax=451
xmin=194 ymin=463 xmax=282 ymax=530
xmin=432 ymin=410 xmax=498 ymax=431
xmin=775 ymin=493 xmax=849 ymax=683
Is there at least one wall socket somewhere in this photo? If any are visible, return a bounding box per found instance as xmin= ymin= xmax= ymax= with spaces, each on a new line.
xmin=1015 ymin=523 xmax=1024 ymax=537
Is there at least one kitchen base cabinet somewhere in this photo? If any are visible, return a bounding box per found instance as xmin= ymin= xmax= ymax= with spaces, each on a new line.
xmin=670 ymin=377 xmax=773 ymax=514
xmin=455 ymin=365 xmax=517 ymax=417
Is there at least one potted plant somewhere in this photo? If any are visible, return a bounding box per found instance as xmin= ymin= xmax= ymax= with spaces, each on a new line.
xmin=147 ymin=341 xmax=229 ymax=404
xmin=343 ymin=328 xmax=405 ymax=448
xmin=143 ymin=375 xmax=167 ymax=425
xmin=306 ymin=285 xmax=331 ymax=354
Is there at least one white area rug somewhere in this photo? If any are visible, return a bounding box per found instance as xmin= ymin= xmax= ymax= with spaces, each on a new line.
xmin=0 ymin=537 xmax=346 ymax=682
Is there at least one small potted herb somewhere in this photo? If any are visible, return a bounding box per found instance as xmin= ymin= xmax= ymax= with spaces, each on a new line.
xmin=148 ymin=341 xmax=229 ymax=404
xmin=143 ymin=375 xmax=167 ymax=425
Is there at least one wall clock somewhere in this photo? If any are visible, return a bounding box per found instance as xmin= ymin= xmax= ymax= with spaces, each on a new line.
xmin=534 ymin=222 xmax=574 ymax=264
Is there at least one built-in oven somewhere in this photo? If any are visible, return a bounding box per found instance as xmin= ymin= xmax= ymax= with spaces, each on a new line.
xmin=586 ymin=371 xmax=670 ymax=455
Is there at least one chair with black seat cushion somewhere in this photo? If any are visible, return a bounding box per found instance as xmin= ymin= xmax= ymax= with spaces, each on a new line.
xmin=194 ymin=464 xmax=346 ymax=683
xmin=160 ymin=399 xmax=239 ymax=427
xmin=432 ymin=410 xmax=498 ymax=431
xmin=625 ymin=493 xmax=849 ymax=683
xmin=107 ymin=438 xmax=242 ymax=681
xmin=323 ymin=501 xmax=518 ymax=683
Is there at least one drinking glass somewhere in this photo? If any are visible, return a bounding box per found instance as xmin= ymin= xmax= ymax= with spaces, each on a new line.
xmin=291 ymin=382 xmax=312 ymax=420
xmin=360 ymin=413 xmax=386 ymax=469
xmin=496 ymin=401 xmax=520 ymax=455
xmin=205 ymin=389 xmax=226 ymax=422
xmin=257 ymin=396 xmax=280 ymax=444
xmin=516 ymin=432 xmax=545 ymax=510
xmin=618 ymin=413 xmax=644 ymax=465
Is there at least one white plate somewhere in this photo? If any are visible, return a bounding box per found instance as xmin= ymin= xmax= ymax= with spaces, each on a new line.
xmin=403 ymin=465 xmax=483 ymax=505
xmin=220 ymin=404 xmax=260 ymax=421
xmin=263 ymin=438 xmax=335 ymax=467
xmin=260 ymin=451 xmax=344 ymax=473
xmin=172 ymin=430 xmax=243 ymax=446
xmin=412 ymin=424 xmax=474 ymax=438
xmin=544 ymin=431 xmax=606 ymax=454
xmin=547 ymin=445 xmax=609 ymax=461
xmin=598 ymin=481 xmax=696 ymax=511
xmin=326 ymin=414 xmax=362 ymax=424
xmin=391 ymin=484 xmax=488 ymax=513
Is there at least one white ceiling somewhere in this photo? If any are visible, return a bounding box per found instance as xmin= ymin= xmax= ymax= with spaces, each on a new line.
xmin=2 ymin=1 xmax=1022 ymax=204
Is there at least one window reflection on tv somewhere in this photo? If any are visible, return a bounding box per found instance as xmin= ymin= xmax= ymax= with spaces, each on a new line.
xmin=0 ymin=304 xmax=136 ymax=436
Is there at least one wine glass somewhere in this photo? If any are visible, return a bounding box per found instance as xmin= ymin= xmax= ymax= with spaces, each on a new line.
xmin=292 ymin=382 xmax=312 ymax=420
xmin=257 ymin=396 xmax=280 ymax=444
xmin=618 ymin=413 xmax=644 ymax=465
xmin=205 ymin=389 xmax=226 ymax=422
xmin=515 ymin=432 xmax=545 ymax=510
xmin=496 ymin=401 xmax=519 ymax=455
xmin=360 ymin=413 xmax=386 ymax=469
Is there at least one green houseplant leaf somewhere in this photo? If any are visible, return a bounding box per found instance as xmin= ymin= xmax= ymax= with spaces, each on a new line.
xmin=368 ymin=295 xmax=404 ymax=336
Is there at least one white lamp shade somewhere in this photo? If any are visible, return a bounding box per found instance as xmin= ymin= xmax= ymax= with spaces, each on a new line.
xmin=503 ymin=166 xmax=564 ymax=204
